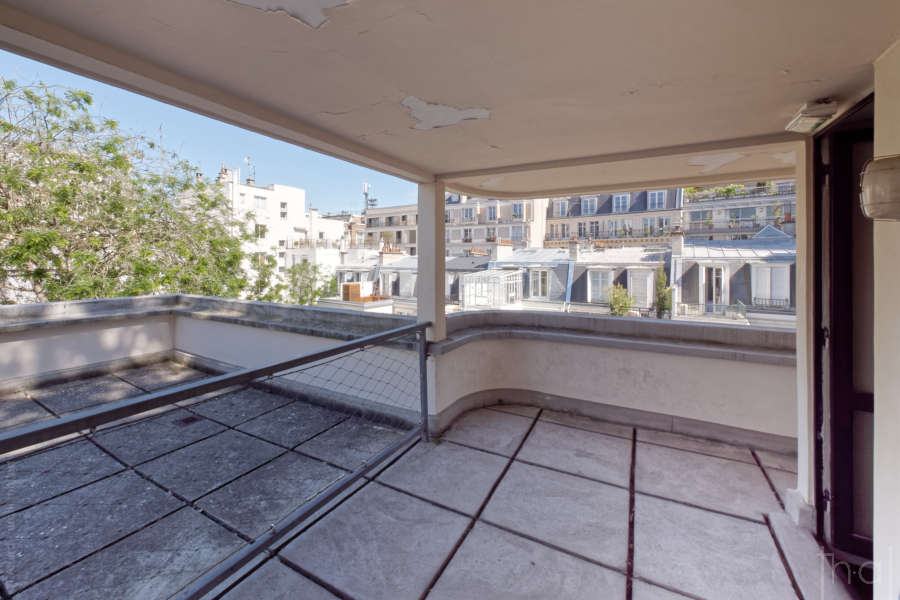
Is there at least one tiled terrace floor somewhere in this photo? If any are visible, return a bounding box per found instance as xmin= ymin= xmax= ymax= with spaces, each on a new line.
xmin=1 ymin=364 xmax=806 ymax=599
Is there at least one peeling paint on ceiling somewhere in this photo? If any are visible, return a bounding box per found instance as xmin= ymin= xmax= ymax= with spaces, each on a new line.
xmin=479 ymin=175 xmax=505 ymax=188
xmin=688 ymin=151 xmax=745 ymax=173
xmin=229 ymin=0 xmax=350 ymax=29
xmin=401 ymin=96 xmax=489 ymax=131
xmin=771 ymin=151 xmax=797 ymax=165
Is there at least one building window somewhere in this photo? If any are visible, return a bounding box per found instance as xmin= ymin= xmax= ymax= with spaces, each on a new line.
xmin=462 ymin=207 xmax=475 ymax=221
xmin=577 ymin=222 xmax=587 ymax=238
xmin=582 ymin=197 xmax=597 ymax=216
xmin=409 ymin=247 xmax=417 ymax=256
xmin=588 ymin=270 xmax=613 ymax=303
xmin=280 ymin=212 xmax=287 ymax=220
xmin=278 ymin=239 xmax=286 ymax=247
xmin=530 ymin=270 xmax=550 ymax=298
xmin=512 ymin=203 xmax=524 ymax=219
xmin=254 ymin=196 xmax=267 ymax=210
xmin=559 ymin=223 xmax=569 ymax=239
xmin=255 ymin=224 xmax=267 ymax=239
xmin=486 ymin=227 xmax=496 ymax=241
xmin=319 ymin=232 xmax=325 ymax=240
xmin=385 ymin=216 xmax=395 ymax=226
xmin=463 ymin=228 xmax=472 ymax=242
xmin=487 ymin=205 xmax=497 ymax=221
xmin=590 ymin=221 xmax=600 ymax=238
xmin=445 ymin=210 xmax=451 ymax=223
xmin=280 ymin=202 xmax=287 ymax=209
xmin=555 ymin=200 xmax=568 ymax=218
xmin=367 ymin=217 xmax=379 ymax=227
xmin=395 ymin=231 xmax=402 ymax=243
xmin=612 ymin=194 xmax=629 ymax=213
xmin=648 ymin=190 xmax=666 ymax=210
xmin=628 ymin=270 xmax=653 ymax=308
xmin=402 ymin=215 xmax=408 ymax=224
xmin=408 ymin=230 xmax=417 ymax=243
xmin=511 ymin=226 xmax=524 ymax=241
xmin=549 ymin=223 xmax=558 ymax=239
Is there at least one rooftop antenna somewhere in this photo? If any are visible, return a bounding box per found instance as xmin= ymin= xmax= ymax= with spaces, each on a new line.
xmin=363 ymin=182 xmax=377 ymax=211
xmin=243 ymin=156 xmax=256 ymax=183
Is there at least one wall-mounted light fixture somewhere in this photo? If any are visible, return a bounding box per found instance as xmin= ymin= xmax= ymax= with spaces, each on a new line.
xmin=785 ymin=100 xmax=837 ymax=134
xmin=860 ymin=155 xmax=900 ymax=221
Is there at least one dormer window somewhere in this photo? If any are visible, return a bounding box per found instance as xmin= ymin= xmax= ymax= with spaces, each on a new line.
xmin=648 ymin=190 xmax=666 ymax=210
xmin=612 ymin=194 xmax=629 ymax=213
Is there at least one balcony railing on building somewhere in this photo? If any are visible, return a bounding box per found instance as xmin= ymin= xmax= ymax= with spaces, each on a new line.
xmin=683 ymin=182 xmax=797 ymax=203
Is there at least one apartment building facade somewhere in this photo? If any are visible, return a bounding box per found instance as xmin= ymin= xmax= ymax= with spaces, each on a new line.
xmin=363 ymin=203 xmax=418 ymax=255
xmin=545 ymin=189 xmax=682 ymax=247
xmin=217 ymin=167 xmax=307 ymax=267
xmin=682 ymin=180 xmax=797 ymax=240
xmin=444 ymin=194 xmax=548 ymax=257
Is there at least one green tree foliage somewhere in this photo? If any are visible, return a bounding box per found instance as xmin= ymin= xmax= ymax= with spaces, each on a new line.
xmin=0 ymin=78 xmax=247 ymax=303
xmin=248 ymin=252 xmax=284 ymax=303
xmin=607 ymin=283 xmax=633 ymax=316
xmin=283 ymin=261 xmax=335 ymax=305
xmin=653 ymin=262 xmax=672 ymax=319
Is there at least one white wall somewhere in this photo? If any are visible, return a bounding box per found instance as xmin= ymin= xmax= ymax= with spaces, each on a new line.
xmin=433 ymin=337 xmax=797 ymax=438
xmin=174 ymin=316 xmax=339 ymax=368
xmin=873 ymin=39 xmax=900 ymax=600
xmin=0 ymin=316 xmax=172 ymax=381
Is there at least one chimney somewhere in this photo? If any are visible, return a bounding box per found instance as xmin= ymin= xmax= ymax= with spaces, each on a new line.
xmin=671 ymin=229 xmax=685 ymax=256
xmin=246 ymin=177 xmax=255 ymax=185
xmin=568 ymin=240 xmax=580 ymax=261
xmin=494 ymin=243 xmax=513 ymax=260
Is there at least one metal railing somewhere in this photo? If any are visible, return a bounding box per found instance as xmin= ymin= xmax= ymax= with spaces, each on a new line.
xmin=676 ymin=302 xmax=746 ymax=319
xmin=0 ymin=321 xmax=431 ymax=453
xmin=1 ymin=320 xmax=432 ymax=600
xmin=752 ymin=297 xmax=791 ymax=309
xmin=684 ymin=183 xmax=797 ymax=202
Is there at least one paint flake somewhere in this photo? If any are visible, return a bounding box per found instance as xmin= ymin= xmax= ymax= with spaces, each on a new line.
xmin=229 ymin=0 xmax=350 ymax=29
xmin=401 ymin=96 xmax=489 ymax=131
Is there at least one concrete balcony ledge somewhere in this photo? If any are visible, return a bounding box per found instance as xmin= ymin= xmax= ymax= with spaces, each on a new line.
xmin=440 ymin=310 xmax=795 ymax=360
xmin=0 ymin=295 xmax=412 ymax=340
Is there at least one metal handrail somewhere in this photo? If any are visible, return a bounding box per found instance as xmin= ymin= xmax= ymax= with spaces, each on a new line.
xmin=0 ymin=321 xmax=431 ymax=455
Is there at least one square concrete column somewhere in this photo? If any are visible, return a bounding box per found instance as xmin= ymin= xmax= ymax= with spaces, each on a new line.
xmin=417 ymin=181 xmax=447 ymax=341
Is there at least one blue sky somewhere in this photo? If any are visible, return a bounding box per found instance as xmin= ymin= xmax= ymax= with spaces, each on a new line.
xmin=0 ymin=49 xmax=417 ymax=213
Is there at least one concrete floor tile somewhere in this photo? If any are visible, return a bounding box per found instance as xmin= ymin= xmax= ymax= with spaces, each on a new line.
xmin=221 ymin=559 xmax=338 ymax=600
xmin=297 ymin=417 xmax=407 ymax=470
xmin=378 ymin=441 xmax=507 ymax=515
xmin=518 ymin=421 xmax=632 ymax=487
xmin=540 ymin=409 xmax=634 ymax=439
xmin=198 ymin=452 xmax=345 ymax=539
xmin=93 ymin=408 xmax=226 ymax=465
xmin=26 ymin=375 xmax=143 ymax=415
xmin=281 ymin=483 xmax=469 ymax=600
xmin=0 ymin=470 xmax=182 ymax=594
xmin=488 ymin=403 xmax=541 ymax=418
xmin=428 ymin=521 xmax=627 ymax=600
xmin=1 ymin=439 xmax=123 ymax=517
xmin=440 ymin=409 xmax=533 ymax=456
xmin=238 ymin=402 xmax=348 ymax=448
xmin=757 ymin=449 xmax=799 ymax=474
xmin=765 ymin=466 xmax=797 ymax=507
xmin=635 ymin=442 xmax=781 ymax=520
xmin=189 ymin=387 xmax=294 ymax=426
xmin=632 ymin=580 xmax=693 ymax=599
xmin=0 ymin=391 xmax=54 ymax=433
xmin=482 ymin=462 xmax=629 ymax=569
xmin=633 ymin=494 xmax=796 ymax=600
xmin=116 ymin=362 xmax=206 ymax=391
xmin=637 ymin=428 xmax=755 ymax=464
xmin=138 ymin=430 xmax=282 ymax=500
xmin=16 ymin=507 xmax=244 ymax=600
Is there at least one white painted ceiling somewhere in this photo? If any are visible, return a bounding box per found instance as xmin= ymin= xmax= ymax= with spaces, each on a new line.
xmin=1 ymin=0 xmax=898 ymax=194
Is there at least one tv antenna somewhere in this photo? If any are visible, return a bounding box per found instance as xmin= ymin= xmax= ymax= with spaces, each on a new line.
xmin=363 ymin=182 xmax=377 ymax=211
xmin=243 ymin=156 xmax=256 ymax=182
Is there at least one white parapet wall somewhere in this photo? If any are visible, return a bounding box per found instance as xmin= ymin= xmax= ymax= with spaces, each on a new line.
xmin=429 ymin=311 xmax=798 ymax=451
xmin=0 ymin=316 xmax=173 ymax=383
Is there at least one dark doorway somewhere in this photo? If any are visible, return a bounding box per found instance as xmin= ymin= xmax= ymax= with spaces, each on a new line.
xmin=813 ymin=96 xmax=874 ymax=576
